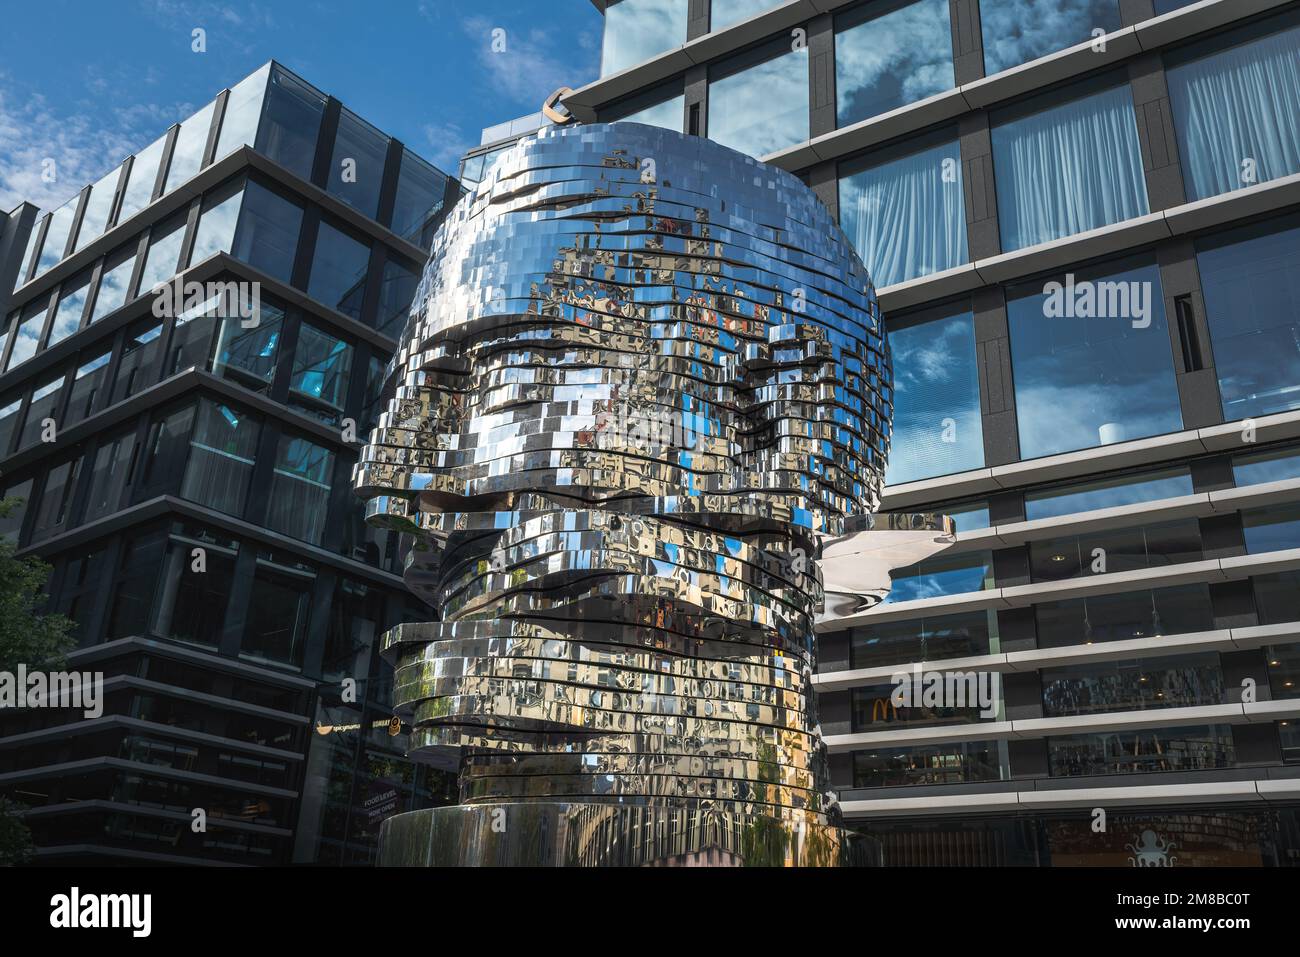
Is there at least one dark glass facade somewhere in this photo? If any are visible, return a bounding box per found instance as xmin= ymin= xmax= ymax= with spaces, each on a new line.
xmin=0 ymin=61 xmax=460 ymax=865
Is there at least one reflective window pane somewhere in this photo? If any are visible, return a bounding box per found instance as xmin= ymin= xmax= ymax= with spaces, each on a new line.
xmin=13 ymin=217 xmax=43 ymax=290
xmin=111 ymin=321 xmax=163 ymax=403
xmin=75 ymin=166 xmax=122 ymax=251
xmin=230 ymin=180 xmax=302 ymax=283
xmin=328 ymin=108 xmax=389 ymax=220
xmin=181 ymin=400 xmax=260 ymax=516
xmin=1029 ymin=519 xmax=1202 ymax=582
xmin=166 ymin=100 xmax=216 ymax=190
xmin=49 ymin=269 xmax=93 ymax=347
xmin=84 ymin=430 xmax=139 ymax=521
xmin=885 ymin=551 xmax=993 ymax=603
xmin=28 ymin=457 xmax=82 ymax=542
xmin=612 ymin=93 xmax=684 ymax=131
xmin=308 ymin=221 xmax=370 ymax=320
xmin=711 ymin=0 xmax=776 ymax=30
xmin=840 ymin=137 xmax=966 ymax=288
xmin=602 ymin=0 xmax=688 ymax=76
xmin=1007 ymin=260 xmax=1181 ymax=459
xmin=1196 ymin=214 xmax=1300 ymax=421
xmin=215 ymin=64 xmax=270 ymax=160
xmin=0 ymin=478 xmax=34 ymax=543
xmin=65 ymin=351 xmax=111 ymax=426
xmin=118 ymin=134 xmax=168 ymax=224
xmin=1035 ymin=584 xmax=1213 ymax=648
xmin=267 ymin=435 xmax=335 ymax=545
xmin=35 ymin=201 xmax=77 ymax=276
xmin=836 ymin=0 xmax=954 ymax=128
xmin=0 ymin=396 xmax=20 ymax=456
xmin=244 ymin=552 xmax=314 ymax=666
xmin=19 ymin=376 xmax=64 ymax=449
xmin=992 ymin=81 xmax=1148 ymax=252
xmin=377 ymin=258 xmax=417 ymax=338
xmin=90 ymin=242 xmax=139 ymax=323
xmin=190 ymin=179 xmax=244 ymax=266
xmin=289 ymin=324 xmax=353 ymax=424
xmin=1167 ymin=16 xmax=1300 ymax=202
xmin=981 ymin=0 xmax=1121 ymax=75
xmin=136 ymin=213 xmax=187 ymax=297
xmin=211 ymin=300 xmax=284 ymax=392
xmin=1025 ymin=468 xmax=1194 ymax=521
xmin=391 ymin=148 xmax=447 ymax=247
xmin=1234 ymin=445 xmax=1300 ymax=487
xmin=709 ymin=44 xmax=809 ymax=157
xmin=885 ymin=308 xmax=983 ymax=484
xmin=6 ymin=299 xmax=48 ymax=372
xmin=1243 ymin=503 xmax=1300 ymax=554
xmin=257 ymin=66 xmax=326 ymax=182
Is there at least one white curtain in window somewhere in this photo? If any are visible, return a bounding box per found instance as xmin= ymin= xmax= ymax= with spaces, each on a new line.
xmin=993 ymin=84 xmax=1149 ymax=251
xmin=1168 ymin=25 xmax=1300 ymax=201
xmin=841 ymin=140 xmax=967 ymax=289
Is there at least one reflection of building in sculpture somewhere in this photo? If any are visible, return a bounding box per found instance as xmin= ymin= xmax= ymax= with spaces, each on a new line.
xmin=354 ymin=123 xmax=946 ymax=866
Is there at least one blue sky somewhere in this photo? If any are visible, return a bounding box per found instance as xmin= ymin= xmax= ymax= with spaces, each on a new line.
xmin=0 ymin=0 xmax=603 ymax=213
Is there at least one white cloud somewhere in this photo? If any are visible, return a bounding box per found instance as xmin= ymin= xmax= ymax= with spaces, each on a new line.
xmin=422 ymin=121 xmax=472 ymax=174
xmin=461 ymin=16 xmax=584 ymax=108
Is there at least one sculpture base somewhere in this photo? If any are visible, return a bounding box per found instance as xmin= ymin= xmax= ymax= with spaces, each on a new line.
xmin=378 ymin=804 xmax=862 ymax=867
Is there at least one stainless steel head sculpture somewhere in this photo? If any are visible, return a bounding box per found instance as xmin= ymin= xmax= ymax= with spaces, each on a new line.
xmin=355 ymin=123 xmax=934 ymax=866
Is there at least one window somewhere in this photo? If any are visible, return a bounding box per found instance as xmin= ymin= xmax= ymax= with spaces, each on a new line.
xmin=1035 ymin=584 xmax=1214 ymax=648
xmin=328 ymin=109 xmax=389 ymax=220
xmin=189 ymin=179 xmax=243 ymax=266
xmin=602 ymin=0 xmax=688 ymax=76
xmin=1029 ymin=519 xmax=1202 ymax=582
xmin=90 ymin=243 xmax=139 ymax=323
xmin=1047 ymin=725 xmax=1233 ymax=777
xmin=1024 ymin=468 xmax=1195 ymax=521
xmin=84 ymin=431 xmax=139 ymax=521
xmin=109 ymin=523 xmax=237 ymax=647
xmin=5 ymin=299 xmax=48 ymax=371
xmin=711 ymin=0 xmax=776 ymax=30
xmin=390 ymin=148 xmax=447 ymax=247
xmin=49 ymin=270 xmax=93 ymax=347
xmin=1040 ymin=655 xmax=1222 ymax=712
xmin=1234 ymin=445 xmax=1300 ymax=487
xmin=852 ymin=680 xmax=992 ymax=730
xmin=1166 ymin=15 xmax=1300 ymax=202
xmin=230 ymin=180 xmax=302 ymax=283
xmin=0 ymin=396 xmax=22 ymax=456
xmin=992 ymin=80 xmax=1148 ymax=251
xmin=609 ymin=91 xmax=684 ymax=132
xmin=884 ymin=308 xmax=982 ymax=484
xmin=1006 ymin=259 xmax=1181 ymax=459
xmin=947 ymin=501 xmax=990 ymax=532
xmin=181 ymin=400 xmax=261 ymax=516
xmin=13 ymin=217 xmax=42 ymax=290
xmin=841 ymin=137 xmax=967 ymax=288
xmin=1196 ymin=215 xmax=1300 ymax=421
xmin=28 ymin=457 xmax=82 ymax=543
xmin=323 ymin=579 xmax=384 ymax=682
xmin=1242 ymin=504 xmax=1300 ymax=555
xmin=709 ymin=41 xmax=809 ymax=157
xmin=35 ymin=201 xmax=77 ymax=277
xmin=75 ymin=166 xmax=122 ymax=251
xmin=1254 ymin=570 xmax=1300 ymax=625
xmin=165 ymin=100 xmax=216 ymax=191
xmin=111 ymin=321 xmax=163 ymax=403
xmin=360 ymin=354 xmax=388 ymax=432
xmin=981 ymin=0 xmax=1121 ymax=76
xmin=459 ymin=144 xmax=511 ymax=187
xmin=257 ymin=65 xmax=326 ymax=182
xmin=19 ymin=376 xmax=64 ymax=449
xmin=215 ymin=64 xmax=270 ymax=160
xmin=885 ymin=552 xmax=993 ymax=603
xmin=836 ymin=0 xmax=953 ymax=128
xmin=136 ymin=213 xmax=187 ymax=298
xmin=65 ymin=352 xmax=111 ymax=426
xmin=290 ymin=324 xmax=353 ymax=424
xmin=376 ymin=258 xmax=418 ymax=338
xmin=117 ymin=134 xmax=168 ymax=224
xmin=267 ymin=435 xmax=335 ymax=545
xmin=0 ymin=478 xmax=33 ymax=542
xmin=854 ymin=741 xmax=1002 ymax=788
xmin=851 ymin=610 xmax=998 ymax=669
xmin=308 ymin=221 xmax=370 ymax=320
xmin=210 ymin=301 xmax=284 ymax=391
xmin=243 ymin=551 xmax=315 ymax=666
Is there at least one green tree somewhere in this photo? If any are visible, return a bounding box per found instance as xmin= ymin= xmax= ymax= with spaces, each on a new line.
xmin=0 ymin=497 xmax=75 ymax=866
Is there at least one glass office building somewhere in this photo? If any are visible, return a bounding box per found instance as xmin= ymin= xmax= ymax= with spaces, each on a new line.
xmin=559 ymin=0 xmax=1300 ymax=865
xmin=0 ymin=61 xmax=461 ymax=864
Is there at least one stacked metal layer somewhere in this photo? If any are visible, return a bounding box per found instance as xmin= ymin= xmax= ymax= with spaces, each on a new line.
xmin=354 ymin=123 xmax=891 ymax=866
